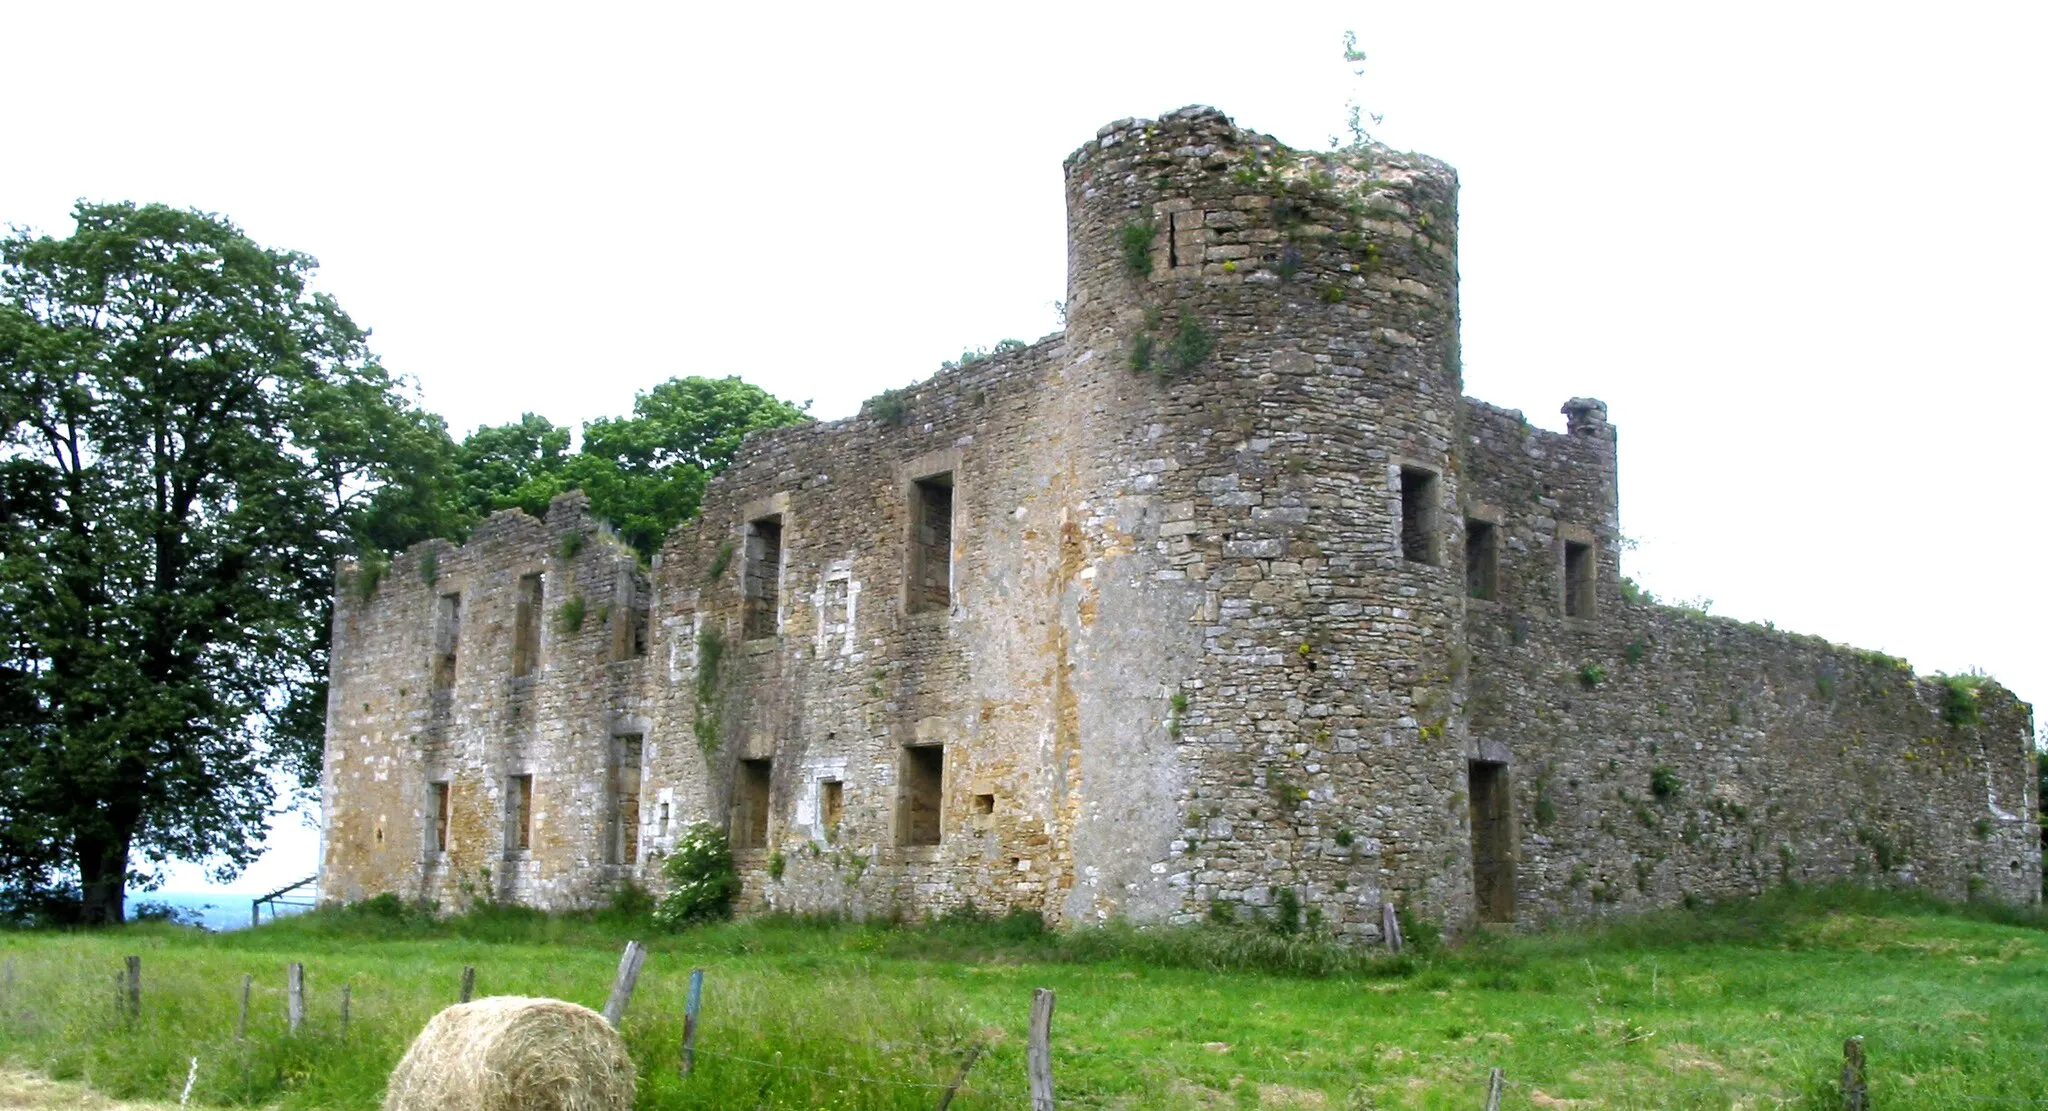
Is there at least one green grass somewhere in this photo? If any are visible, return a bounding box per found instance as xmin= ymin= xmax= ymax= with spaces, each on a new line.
xmin=1 ymin=886 xmax=2044 ymax=1109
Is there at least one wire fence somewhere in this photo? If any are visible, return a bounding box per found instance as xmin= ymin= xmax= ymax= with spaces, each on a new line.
xmin=8 ymin=947 xmax=2048 ymax=1109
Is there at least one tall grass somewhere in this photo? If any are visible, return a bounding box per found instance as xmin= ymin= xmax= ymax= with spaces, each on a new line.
xmin=1 ymin=884 xmax=2043 ymax=1109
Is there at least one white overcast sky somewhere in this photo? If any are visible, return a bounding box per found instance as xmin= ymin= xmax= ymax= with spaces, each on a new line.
xmin=7 ymin=1 xmax=2040 ymax=895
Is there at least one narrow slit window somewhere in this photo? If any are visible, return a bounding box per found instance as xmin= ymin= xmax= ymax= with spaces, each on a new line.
xmin=734 ymin=758 xmax=772 ymax=849
xmin=1465 ymin=520 xmax=1498 ymax=601
xmin=512 ymin=574 xmax=543 ymax=677
xmin=1564 ymin=540 xmax=1595 ymax=618
xmin=608 ymin=734 xmax=643 ymax=865
xmin=1399 ymin=467 xmax=1439 ymax=564
xmin=820 ymin=779 xmax=844 ymax=839
xmin=909 ymin=475 xmax=954 ymax=614
xmin=900 ymin=745 xmax=944 ymax=847
xmin=432 ymin=593 xmax=461 ymax=689
xmin=506 ymin=774 xmax=533 ymax=853
xmin=743 ymin=516 xmax=783 ymax=640
xmin=427 ymin=781 xmax=450 ymax=853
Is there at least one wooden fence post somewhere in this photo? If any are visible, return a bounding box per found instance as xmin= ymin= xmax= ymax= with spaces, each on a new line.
xmin=936 ymin=1041 xmax=986 ymax=1111
xmin=601 ymin=941 xmax=647 ymax=1028
xmin=1841 ymin=1035 xmax=1867 ymax=1111
xmin=1028 ymin=987 xmax=1056 ymax=1111
xmin=339 ymin=983 xmax=352 ymax=1039
xmin=1381 ymin=903 xmax=1404 ymax=954
xmin=123 ymin=956 xmax=141 ymax=1018
xmin=459 ymin=965 xmax=475 ymax=1003
xmin=679 ymin=967 xmax=704 ymax=1076
xmin=1484 ymin=1067 xmax=1504 ymax=1111
xmin=286 ymin=963 xmax=305 ymax=1035
xmin=235 ymin=974 xmax=252 ymax=1040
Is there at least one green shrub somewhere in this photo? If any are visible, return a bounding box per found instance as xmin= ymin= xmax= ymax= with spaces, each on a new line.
xmin=1120 ymin=219 xmax=1157 ymax=277
xmin=1128 ymin=332 xmax=1155 ymax=374
xmin=706 ymin=540 xmax=735 ymax=583
xmin=1936 ymin=672 xmax=1989 ymax=728
xmin=655 ymin=823 xmax=740 ymax=928
xmin=353 ymin=552 xmax=390 ymax=602
xmin=557 ymin=595 xmax=586 ymax=633
xmin=866 ymin=386 xmax=912 ymax=428
xmin=1167 ymin=318 xmax=1212 ymax=373
xmin=1578 ymin=663 xmax=1606 ymax=688
xmin=1650 ymin=766 xmax=1682 ymax=800
xmin=418 ymin=548 xmax=438 ymax=586
xmin=768 ymin=850 xmax=786 ymax=881
xmin=560 ymin=530 xmax=585 ymax=559
xmin=693 ymin=628 xmax=726 ymax=753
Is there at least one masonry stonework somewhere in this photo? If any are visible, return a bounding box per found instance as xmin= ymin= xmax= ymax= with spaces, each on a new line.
xmin=319 ymin=107 xmax=2040 ymax=934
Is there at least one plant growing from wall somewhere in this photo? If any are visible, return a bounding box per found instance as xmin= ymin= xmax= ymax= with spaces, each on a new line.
xmin=557 ymin=596 xmax=586 ymax=634
xmin=1272 ymin=886 xmax=1303 ymax=935
xmin=1650 ymin=765 xmax=1682 ymax=800
xmin=653 ymin=823 xmax=739 ymax=927
xmin=866 ymin=386 xmax=912 ymax=428
xmin=560 ymin=530 xmax=585 ymax=560
xmin=693 ymin=628 xmax=726 ymax=754
xmin=354 ymin=552 xmax=391 ymax=603
xmin=1120 ymin=218 xmax=1157 ymax=278
xmin=1168 ymin=691 xmax=1189 ymax=737
xmin=1578 ymin=663 xmax=1606 ymax=689
xmin=767 ymin=850 xmax=786 ymax=881
xmin=418 ymin=548 xmax=438 ymax=586
xmin=1128 ymin=332 xmax=1155 ymax=374
xmin=1935 ymin=672 xmax=1988 ymax=728
xmin=705 ymin=540 xmax=735 ymax=583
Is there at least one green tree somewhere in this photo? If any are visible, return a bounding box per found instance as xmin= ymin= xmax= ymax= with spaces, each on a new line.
xmin=0 ymin=202 xmax=448 ymax=922
xmin=449 ymin=378 xmax=808 ymax=558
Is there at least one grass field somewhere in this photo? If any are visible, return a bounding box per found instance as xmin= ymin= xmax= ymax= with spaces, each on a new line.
xmin=1 ymin=886 xmax=2044 ymax=1110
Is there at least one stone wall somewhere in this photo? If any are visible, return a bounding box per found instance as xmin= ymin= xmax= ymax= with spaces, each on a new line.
xmin=320 ymin=494 xmax=653 ymax=911
xmin=319 ymin=105 xmax=2040 ymax=932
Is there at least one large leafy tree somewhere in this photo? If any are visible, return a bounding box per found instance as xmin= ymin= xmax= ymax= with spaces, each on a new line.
xmin=454 ymin=378 xmax=808 ymax=558
xmin=0 ymin=202 xmax=451 ymax=922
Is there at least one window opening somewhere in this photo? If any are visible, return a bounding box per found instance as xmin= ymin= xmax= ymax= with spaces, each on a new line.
xmin=427 ymin=781 xmax=450 ymax=853
xmin=820 ymin=779 xmax=844 ymax=839
xmin=909 ymin=474 xmax=954 ymax=614
xmin=657 ymin=801 xmax=671 ymax=839
xmin=506 ymin=774 xmax=533 ymax=853
xmin=1564 ymin=540 xmax=1595 ymax=618
xmin=743 ymin=516 xmax=783 ymax=640
xmin=900 ymin=745 xmax=944 ymax=847
xmin=972 ymin=792 xmax=995 ymax=816
xmin=512 ymin=573 xmax=543 ymax=677
xmin=432 ymin=593 xmax=461 ymax=689
xmin=1399 ymin=467 xmax=1439 ymax=564
xmin=1167 ymin=211 xmax=1179 ymax=269
xmin=608 ymin=734 xmax=643 ymax=865
xmin=1468 ymin=761 xmax=1516 ymax=923
xmin=1465 ymin=520 xmax=1498 ymax=601
xmin=733 ymin=758 xmax=772 ymax=849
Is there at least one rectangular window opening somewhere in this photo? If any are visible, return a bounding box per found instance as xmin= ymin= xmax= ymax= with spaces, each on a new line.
xmin=608 ymin=734 xmax=643 ymax=865
xmin=743 ymin=516 xmax=784 ymax=640
xmin=1465 ymin=520 xmax=1498 ymax=601
xmin=506 ymin=774 xmax=533 ymax=854
xmin=1399 ymin=467 xmax=1439 ymax=564
xmin=820 ymin=779 xmax=844 ymax=839
xmin=1468 ymin=761 xmax=1516 ymax=923
xmin=432 ymin=593 xmax=461 ymax=689
xmin=733 ymin=757 xmax=772 ymax=849
xmin=512 ymin=574 xmax=543 ymax=677
xmin=1564 ymin=540 xmax=1595 ymax=619
xmin=428 ymin=781 xmax=450 ymax=853
xmin=909 ymin=474 xmax=954 ymax=614
xmin=972 ymin=792 xmax=995 ymax=816
xmin=900 ymin=744 xmax=945 ymax=847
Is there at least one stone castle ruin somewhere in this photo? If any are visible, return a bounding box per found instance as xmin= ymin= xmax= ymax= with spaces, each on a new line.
xmin=319 ymin=107 xmax=2040 ymax=935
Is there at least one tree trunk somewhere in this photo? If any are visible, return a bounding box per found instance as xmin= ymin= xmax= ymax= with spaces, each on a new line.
xmin=76 ymin=834 xmax=130 ymax=925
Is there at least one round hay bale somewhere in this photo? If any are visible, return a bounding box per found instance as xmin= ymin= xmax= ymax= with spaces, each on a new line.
xmin=383 ymin=996 xmax=634 ymax=1111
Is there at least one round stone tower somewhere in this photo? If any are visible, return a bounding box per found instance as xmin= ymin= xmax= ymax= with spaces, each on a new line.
xmin=1051 ymin=107 xmax=1480 ymax=936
